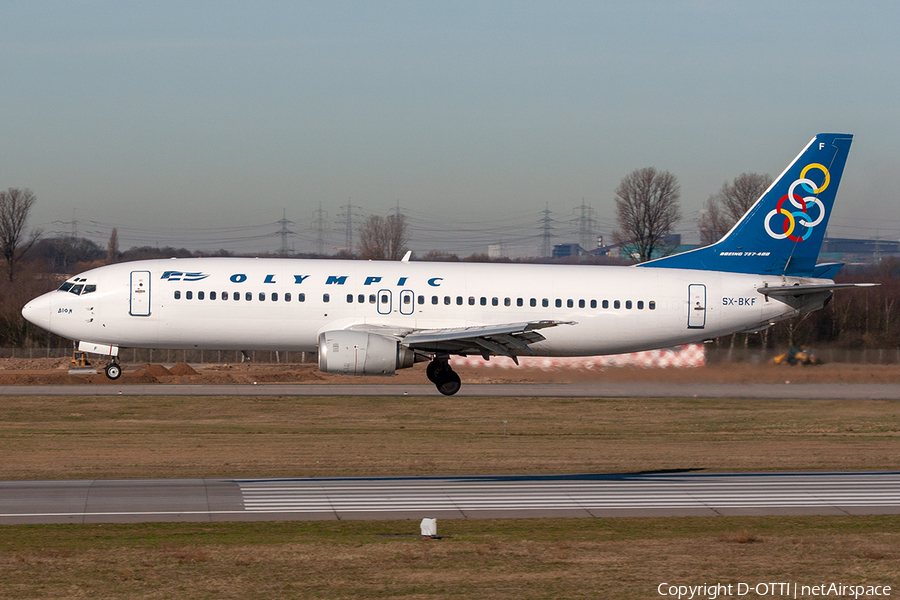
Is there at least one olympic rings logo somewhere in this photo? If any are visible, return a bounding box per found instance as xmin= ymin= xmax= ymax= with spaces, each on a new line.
xmin=763 ymin=163 xmax=830 ymax=241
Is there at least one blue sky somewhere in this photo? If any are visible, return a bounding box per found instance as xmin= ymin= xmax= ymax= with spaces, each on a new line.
xmin=2 ymin=1 xmax=899 ymax=255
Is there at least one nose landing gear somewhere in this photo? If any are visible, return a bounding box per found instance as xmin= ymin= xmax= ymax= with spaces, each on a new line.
xmin=426 ymin=356 xmax=461 ymax=396
xmin=104 ymin=359 xmax=122 ymax=380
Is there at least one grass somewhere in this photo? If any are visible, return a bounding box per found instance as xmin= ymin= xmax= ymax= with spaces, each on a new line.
xmin=1 ymin=392 xmax=899 ymax=597
xmin=0 ymin=517 xmax=898 ymax=599
xmin=0 ymin=395 xmax=898 ymax=480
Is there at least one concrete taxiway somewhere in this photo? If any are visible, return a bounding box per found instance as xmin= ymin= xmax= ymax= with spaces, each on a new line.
xmin=2 ymin=471 xmax=899 ymax=525
xmin=0 ymin=382 xmax=898 ymax=399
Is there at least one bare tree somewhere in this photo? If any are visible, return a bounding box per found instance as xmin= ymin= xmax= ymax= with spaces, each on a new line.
xmin=107 ymin=227 xmax=119 ymax=264
xmin=358 ymin=214 xmax=409 ymax=260
xmin=612 ymin=168 xmax=681 ymax=262
xmin=699 ymin=172 xmax=772 ymax=246
xmin=0 ymin=188 xmax=42 ymax=281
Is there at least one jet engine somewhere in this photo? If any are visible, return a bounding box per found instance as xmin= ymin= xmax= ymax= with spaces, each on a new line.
xmin=318 ymin=330 xmax=417 ymax=375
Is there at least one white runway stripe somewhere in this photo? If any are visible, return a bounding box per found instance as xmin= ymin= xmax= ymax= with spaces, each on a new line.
xmin=237 ymin=473 xmax=900 ymax=514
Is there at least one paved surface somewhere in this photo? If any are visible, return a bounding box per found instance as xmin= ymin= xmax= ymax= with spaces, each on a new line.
xmin=0 ymin=382 xmax=899 ymax=399
xmin=2 ymin=472 xmax=899 ymax=524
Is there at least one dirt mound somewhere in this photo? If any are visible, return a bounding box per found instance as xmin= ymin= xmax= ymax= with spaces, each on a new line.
xmin=144 ymin=363 xmax=172 ymax=376
xmin=169 ymin=362 xmax=198 ymax=376
xmin=123 ymin=369 xmax=158 ymax=383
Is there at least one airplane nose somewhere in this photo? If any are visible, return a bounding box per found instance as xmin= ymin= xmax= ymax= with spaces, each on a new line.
xmin=22 ymin=293 xmax=52 ymax=330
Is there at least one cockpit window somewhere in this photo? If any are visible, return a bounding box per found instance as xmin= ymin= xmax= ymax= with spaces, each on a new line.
xmin=58 ymin=282 xmax=74 ymax=292
xmin=82 ymin=284 xmax=96 ymax=295
xmin=69 ymin=284 xmax=84 ymax=295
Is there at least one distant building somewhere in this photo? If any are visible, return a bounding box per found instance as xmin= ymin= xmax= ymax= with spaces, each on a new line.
xmin=551 ymin=243 xmax=586 ymax=259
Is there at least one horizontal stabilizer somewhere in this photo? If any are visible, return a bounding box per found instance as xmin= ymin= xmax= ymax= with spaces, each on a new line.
xmin=757 ymin=283 xmax=877 ymax=297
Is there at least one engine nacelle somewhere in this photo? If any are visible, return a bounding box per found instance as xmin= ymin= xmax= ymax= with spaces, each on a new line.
xmin=318 ymin=330 xmax=416 ymax=375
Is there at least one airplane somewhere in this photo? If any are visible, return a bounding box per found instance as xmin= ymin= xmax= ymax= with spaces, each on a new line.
xmin=22 ymin=133 xmax=872 ymax=395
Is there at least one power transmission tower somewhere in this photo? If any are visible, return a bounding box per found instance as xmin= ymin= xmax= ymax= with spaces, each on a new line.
xmin=275 ymin=209 xmax=295 ymax=256
xmin=311 ymin=203 xmax=328 ymax=255
xmin=540 ymin=204 xmax=554 ymax=257
xmin=575 ymin=199 xmax=596 ymax=250
xmin=336 ymin=201 xmax=364 ymax=254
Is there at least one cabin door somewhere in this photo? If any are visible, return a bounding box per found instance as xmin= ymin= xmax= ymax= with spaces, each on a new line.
xmin=129 ymin=270 xmax=151 ymax=316
xmin=687 ymin=284 xmax=706 ymax=329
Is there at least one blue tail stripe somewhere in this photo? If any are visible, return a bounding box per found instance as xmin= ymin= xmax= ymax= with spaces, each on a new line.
xmin=641 ymin=133 xmax=853 ymax=276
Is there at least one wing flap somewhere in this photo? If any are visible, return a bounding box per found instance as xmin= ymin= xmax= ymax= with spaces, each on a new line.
xmin=402 ymin=320 xmax=574 ymax=359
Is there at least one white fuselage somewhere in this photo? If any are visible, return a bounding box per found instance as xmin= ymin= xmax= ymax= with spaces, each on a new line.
xmin=24 ymin=257 xmax=827 ymax=356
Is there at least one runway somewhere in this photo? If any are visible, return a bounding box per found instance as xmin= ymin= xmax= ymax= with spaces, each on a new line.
xmin=0 ymin=382 xmax=899 ymax=399
xmin=2 ymin=471 xmax=899 ymax=524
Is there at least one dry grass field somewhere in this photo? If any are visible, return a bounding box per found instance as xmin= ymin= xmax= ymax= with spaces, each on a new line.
xmin=1 ymin=361 xmax=899 ymax=598
xmin=0 ymin=393 xmax=899 ymax=480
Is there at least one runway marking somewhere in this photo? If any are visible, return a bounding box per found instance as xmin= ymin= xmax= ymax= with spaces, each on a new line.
xmin=237 ymin=473 xmax=900 ymax=514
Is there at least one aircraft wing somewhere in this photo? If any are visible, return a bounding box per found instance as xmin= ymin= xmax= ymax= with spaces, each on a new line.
xmin=757 ymin=283 xmax=877 ymax=297
xmin=399 ymin=320 xmax=574 ymax=363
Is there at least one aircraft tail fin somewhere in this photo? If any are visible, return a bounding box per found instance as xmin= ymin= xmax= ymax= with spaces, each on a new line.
xmin=640 ymin=133 xmax=853 ymax=276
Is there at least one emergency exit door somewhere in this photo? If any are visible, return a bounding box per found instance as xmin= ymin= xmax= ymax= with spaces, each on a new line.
xmin=130 ymin=270 xmax=151 ymax=316
xmin=687 ymin=284 xmax=706 ymax=329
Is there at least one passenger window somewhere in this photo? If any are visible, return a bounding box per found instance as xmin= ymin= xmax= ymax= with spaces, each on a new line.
xmin=272 ymin=292 xmax=278 ymax=301
xmin=542 ymin=299 xmax=549 ymax=308
xmin=480 ymin=297 xmax=487 ymax=306
xmin=234 ymin=292 xmax=240 ymax=301
xmin=347 ymin=294 xmax=353 ymax=303
xmin=468 ymin=297 xmax=475 ymax=306
xmin=210 ymin=291 xmax=217 ymax=300
xmin=590 ymin=299 xmax=597 ymax=309
xmin=491 ymin=297 xmax=498 ymax=306
xmin=555 ymin=299 xmax=562 ymax=308
xmin=457 ymin=296 xmax=463 ymax=305
xmin=223 ymin=291 xmax=229 ymax=300
xmin=358 ymin=294 xmax=365 ymax=303
xmin=530 ymin=298 xmax=537 ymax=307
xmin=418 ymin=295 xmax=424 ymax=304
xmin=323 ymin=293 xmax=330 ymax=303
xmin=259 ymin=292 xmax=266 ymax=301
xmin=368 ymin=294 xmax=375 ymax=304
xmin=649 ymin=301 xmax=656 ymax=310
xmin=82 ymin=284 xmax=96 ymax=295
xmin=567 ymin=299 xmax=574 ymax=308
xmin=517 ymin=298 xmax=523 ymax=307
xmin=444 ymin=296 xmax=450 ymax=305
xmin=504 ymin=298 xmax=511 ymax=307
xmin=298 ymin=293 xmax=306 ymax=302
xmin=432 ymin=296 xmax=438 ymax=305
xmin=614 ymin=300 xmax=621 ymax=309
xmin=186 ymin=291 xmax=193 ymax=300
xmin=602 ymin=300 xmax=609 ymax=309
xmin=246 ymin=292 xmax=252 ymax=301
xmin=626 ymin=300 xmax=632 ymax=309
xmin=578 ymin=299 xmax=585 ymax=308
xmin=381 ymin=294 xmax=388 ymax=304
xmin=198 ymin=291 xmax=205 ymax=300
xmin=637 ymin=300 xmax=644 ymax=309
xmin=284 ymin=292 xmax=291 ymax=302
xmin=403 ymin=295 xmax=411 ymax=305
xmin=175 ymin=290 xmax=181 ymax=300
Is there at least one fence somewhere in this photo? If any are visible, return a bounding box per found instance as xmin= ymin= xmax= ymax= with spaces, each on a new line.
xmin=0 ymin=347 xmax=315 ymax=365
xmin=705 ymin=347 xmax=900 ymax=365
xmin=2 ymin=346 xmax=899 ymax=366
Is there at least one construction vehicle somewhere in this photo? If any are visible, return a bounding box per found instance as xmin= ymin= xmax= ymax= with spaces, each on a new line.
xmin=773 ymin=346 xmax=822 ymax=366
xmin=71 ymin=351 xmax=91 ymax=367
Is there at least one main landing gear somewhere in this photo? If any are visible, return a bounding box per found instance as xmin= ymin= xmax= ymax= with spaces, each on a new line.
xmin=426 ymin=357 xmax=461 ymax=396
xmin=104 ymin=358 xmax=122 ymax=380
